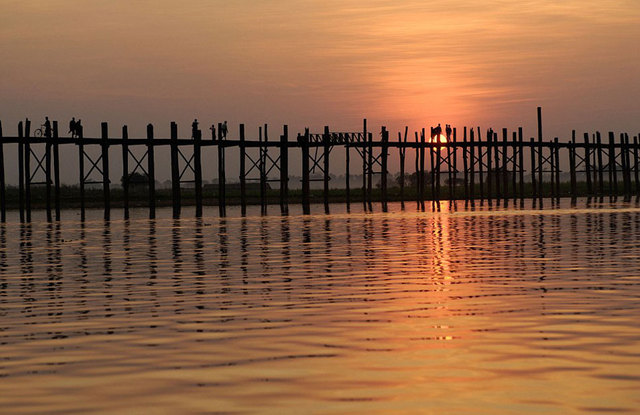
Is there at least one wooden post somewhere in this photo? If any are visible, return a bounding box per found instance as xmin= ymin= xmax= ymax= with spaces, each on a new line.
xmin=45 ymin=122 xmax=53 ymax=221
xmin=301 ymin=128 xmax=310 ymax=214
xmin=414 ymin=131 xmax=420 ymax=207
xmin=486 ymin=129 xmax=493 ymax=199
xmin=518 ymin=128 xmax=524 ymax=199
xmin=554 ymin=137 xmax=560 ymax=197
xmin=530 ymin=137 xmax=537 ymax=198
xmin=584 ymin=133 xmax=592 ymax=194
xmin=122 ymin=125 xmax=129 ymax=220
xmin=570 ymin=132 xmax=577 ymax=197
xmin=18 ymin=122 xmax=25 ymax=222
xmin=429 ymin=130 xmax=435 ymax=200
xmin=194 ymin=124 xmax=203 ymax=217
xmin=367 ymin=130 xmax=373 ymax=208
xmin=477 ymin=128 xmax=484 ymax=200
xmin=622 ymin=133 xmax=630 ymax=197
xmin=239 ymin=124 xmax=246 ymax=215
xmin=218 ymin=122 xmax=226 ymax=217
xmin=609 ymin=132 xmax=617 ymax=195
xmin=53 ymin=122 xmax=60 ymax=220
xmin=345 ymin=132 xmax=351 ymax=208
xmin=77 ymin=123 xmax=85 ymax=221
xmin=398 ymin=132 xmax=405 ymax=204
xmin=469 ymin=127 xmax=475 ymax=200
xmin=0 ymin=121 xmax=5 ymax=223
xmin=362 ymin=119 xmax=367 ymax=208
xmin=101 ymin=122 xmax=110 ymax=220
xmin=147 ymin=124 xmax=156 ymax=219
xmin=170 ymin=122 xmax=180 ymax=219
xmin=511 ymin=131 xmax=517 ymax=199
xmin=452 ymin=127 xmax=458 ymax=199
xmin=25 ymin=119 xmax=31 ymax=222
xmin=502 ymin=128 xmax=508 ymax=198
xmin=419 ymin=129 xmax=425 ymax=204
xmin=493 ymin=130 xmax=500 ymax=199
xmin=381 ymin=126 xmax=388 ymax=211
xmin=537 ymin=107 xmax=543 ymax=198
xmin=463 ymin=127 xmax=469 ymax=200
xmin=447 ymin=129 xmax=453 ymax=198
xmin=596 ymin=132 xmax=604 ymax=194
xmin=323 ymin=126 xmax=330 ymax=213
xmin=634 ymin=136 xmax=639 ymax=194
xmin=280 ymin=125 xmax=288 ymax=215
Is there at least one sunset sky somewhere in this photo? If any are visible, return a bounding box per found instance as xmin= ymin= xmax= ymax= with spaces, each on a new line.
xmin=1 ymin=0 xmax=639 ymax=180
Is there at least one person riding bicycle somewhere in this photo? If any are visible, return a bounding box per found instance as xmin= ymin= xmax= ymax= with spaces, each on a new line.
xmin=44 ymin=117 xmax=52 ymax=138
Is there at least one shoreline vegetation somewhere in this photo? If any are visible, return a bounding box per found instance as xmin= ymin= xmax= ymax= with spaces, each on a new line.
xmin=1 ymin=181 xmax=635 ymax=210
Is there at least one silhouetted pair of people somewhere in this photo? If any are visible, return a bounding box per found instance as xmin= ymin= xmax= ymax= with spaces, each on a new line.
xmin=431 ymin=123 xmax=442 ymax=139
xmin=208 ymin=121 xmax=228 ymax=141
xmin=69 ymin=117 xmax=82 ymax=138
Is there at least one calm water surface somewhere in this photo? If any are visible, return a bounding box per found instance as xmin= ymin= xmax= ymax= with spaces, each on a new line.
xmin=1 ymin=200 xmax=639 ymax=414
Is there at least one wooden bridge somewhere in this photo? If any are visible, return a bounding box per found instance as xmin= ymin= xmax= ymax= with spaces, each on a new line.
xmin=0 ymin=108 xmax=638 ymax=222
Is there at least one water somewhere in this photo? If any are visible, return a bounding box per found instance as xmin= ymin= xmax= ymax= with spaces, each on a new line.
xmin=1 ymin=199 xmax=640 ymax=414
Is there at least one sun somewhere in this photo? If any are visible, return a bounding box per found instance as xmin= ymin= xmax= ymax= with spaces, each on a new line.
xmin=430 ymin=134 xmax=447 ymax=144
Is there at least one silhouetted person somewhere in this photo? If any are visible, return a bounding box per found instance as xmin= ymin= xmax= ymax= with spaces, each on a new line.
xmin=192 ymin=119 xmax=199 ymax=139
xmin=69 ymin=117 xmax=77 ymax=138
xmin=221 ymin=121 xmax=228 ymax=139
xmin=445 ymin=124 xmax=452 ymax=139
xmin=44 ymin=117 xmax=52 ymax=138
xmin=432 ymin=123 xmax=442 ymax=139
xmin=210 ymin=124 xmax=216 ymax=141
xmin=75 ymin=119 xmax=82 ymax=137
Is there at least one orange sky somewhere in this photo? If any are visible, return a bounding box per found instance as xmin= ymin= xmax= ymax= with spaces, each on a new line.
xmin=1 ymin=0 xmax=639 ymax=179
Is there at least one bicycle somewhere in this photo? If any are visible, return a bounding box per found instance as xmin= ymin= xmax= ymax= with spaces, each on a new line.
xmin=33 ymin=124 xmax=47 ymax=138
